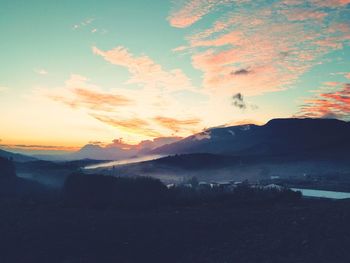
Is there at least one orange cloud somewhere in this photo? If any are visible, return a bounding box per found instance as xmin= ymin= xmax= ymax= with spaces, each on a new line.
xmin=73 ymin=88 xmax=131 ymax=109
xmin=0 ymin=144 xmax=79 ymax=152
xmin=92 ymin=115 xmax=162 ymax=137
xmin=297 ymin=83 xmax=350 ymax=119
xmin=45 ymin=74 xmax=132 ymax=112
xmin=39 ymin=74 xmax=205 ymax=141
xmin=154 ymin=116 xmax=201 ymax=133
xmin=49 ymin=88 xmax=131 ymax=112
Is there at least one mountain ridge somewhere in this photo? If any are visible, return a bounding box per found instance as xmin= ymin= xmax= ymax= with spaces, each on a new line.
xmin=150 ymin=118 xmax=350 ymax=156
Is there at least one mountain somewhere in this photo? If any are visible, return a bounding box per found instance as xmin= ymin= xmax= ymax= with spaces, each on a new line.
xmin=65 ymin=137 xmax=182 ymax=161
xmin=30 ymin=137 xmax=182 ymax=161
xmin=69 ymin=144 xmax=135 ymax=160
xmin=151 ymin=118 xmax=350 ymax=157
xmin=0 ymin=149 xmax=37 ymax=162
xmin=75 ymin=118 xmax=350 ymax=184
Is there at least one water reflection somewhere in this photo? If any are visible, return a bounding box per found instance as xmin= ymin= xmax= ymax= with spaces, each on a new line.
xmin=292 ymin=188 xmax=350 ymax=199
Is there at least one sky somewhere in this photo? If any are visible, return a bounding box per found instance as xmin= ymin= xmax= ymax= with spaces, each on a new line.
xmin=0 ymin=0 xmax=349 ymax=153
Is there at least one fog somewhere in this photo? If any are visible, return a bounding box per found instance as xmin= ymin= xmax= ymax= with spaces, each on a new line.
xmin=83 ymin=155 xmax=165 ymax=169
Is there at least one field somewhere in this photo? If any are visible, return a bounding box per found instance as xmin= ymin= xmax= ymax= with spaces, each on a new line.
xmin=0 ymin=198 xmax=349 ymax=263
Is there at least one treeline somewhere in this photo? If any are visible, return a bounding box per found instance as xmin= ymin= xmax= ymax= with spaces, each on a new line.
xmin=1 ymin=156 xmax=301 ymax=209
xmin=63 ymin=173 xmax=302 ymax=209
xmin=63 ymin=173 xmax=168 ymax=209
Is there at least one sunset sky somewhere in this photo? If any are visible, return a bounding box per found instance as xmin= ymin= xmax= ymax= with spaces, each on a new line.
xmin=1 ymin=0 xmax=349 ymax=153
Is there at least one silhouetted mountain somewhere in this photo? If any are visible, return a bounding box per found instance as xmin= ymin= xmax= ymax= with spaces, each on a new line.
xmin=71 ymin=143 xmax=133 ymax=160
xmin=32 ymin=137 xmax=182 ymax=161
xmin=71 ymin=137 xmax=182 ymax=160
xmin=0 ymin=149 xmax=37 ymax=162
xmin=14 ymin=159 xmax=108 ymax=188
xmin=151 ymin=118 xmax=350 ymax=157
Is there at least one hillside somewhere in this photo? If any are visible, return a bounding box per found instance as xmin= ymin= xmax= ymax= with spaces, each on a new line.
xmin=151 ymin=118 xmax=350 ymax=157
xmin=0 ymin=149 xmax=37 ymax=162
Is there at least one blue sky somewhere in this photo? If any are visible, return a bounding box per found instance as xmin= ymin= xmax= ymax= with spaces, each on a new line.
xmin=0 ymin=0 xmax=349 ymax=152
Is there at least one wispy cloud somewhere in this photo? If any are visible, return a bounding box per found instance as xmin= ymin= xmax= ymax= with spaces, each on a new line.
xmin=45 ymin=74 xmax=132 ymax=112
xmin=92 ymin=46 xmax=196 ymax=93
xmin=171 ymin=1 xmax=350 ymax=96
xmin=92 ymin=115 xmax=162 ymax=137
xmin=154 ymin=116 xmax=201 ymax=133
xmin=39 ymin=74 xmax=203 ymax=139
xmin=71 ymin=17 xmax=106 ymax=34
xmin=34 ymin=68 xmax=48 ymax=75
xmin=310 ymin=0 xmax=350 ymax=7
xmin=168 ymin=0 xmax=232 ymax=28
xmin=297 ymin=82 xmax=350 ymax=119
xmin=0 ymin=143 xmax=78 ymax=152
xmin=72 ymin=17 xmax=95 ymax=30
xmin=280 ymin=8 xmax=327 ymax=21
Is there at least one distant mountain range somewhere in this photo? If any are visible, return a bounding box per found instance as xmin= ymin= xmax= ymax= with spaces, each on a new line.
xmin=27 ymin=136 xmax=181 ymax=161
xmin=3 ymin=118 xmax=350 ymax=163
xmin=101 ymin=118 xmax=350 ymax=184
xmin=0 ymin=149 xmax=37 ymax=162
xmin=3 ymin=118 xmax=350 ymax=185
xmin=151 ymin=118 xmax=350 ymax=157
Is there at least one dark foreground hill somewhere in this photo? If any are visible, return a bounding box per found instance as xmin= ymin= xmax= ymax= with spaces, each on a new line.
xmin=0 ymin=197 xmax=349 ymax=263
xmin=0 ymin=160 xmax=350 ymax=263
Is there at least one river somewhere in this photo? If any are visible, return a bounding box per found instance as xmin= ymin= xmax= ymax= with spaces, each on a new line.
xmin=292 ymin=188 xmax=350 ymax=199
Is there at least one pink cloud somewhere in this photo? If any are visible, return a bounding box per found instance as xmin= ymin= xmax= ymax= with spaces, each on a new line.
xmin=172 ymin=1 xmax=350 ymax=96
xmin=189 ymin=22 xmax=314 ymax=95
xmin=168 ymin=0 xmax=231 ymax=28
xmin=281 ymin=8 xmax=327 ymax=21
xmin=297 ymin=83 xmax=350 ymax=119
xmin=92 ymin=46 xmax=195 ymax=93
xmin=190 ymin=30 xmax=243 ymax=47
xmin=281 ymin=0 xmax=305 ymax=5
xmin=311 ymin=0 xmax=350 ymax=7
xmin=324 ymin=82 xmax=342 ymax=87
